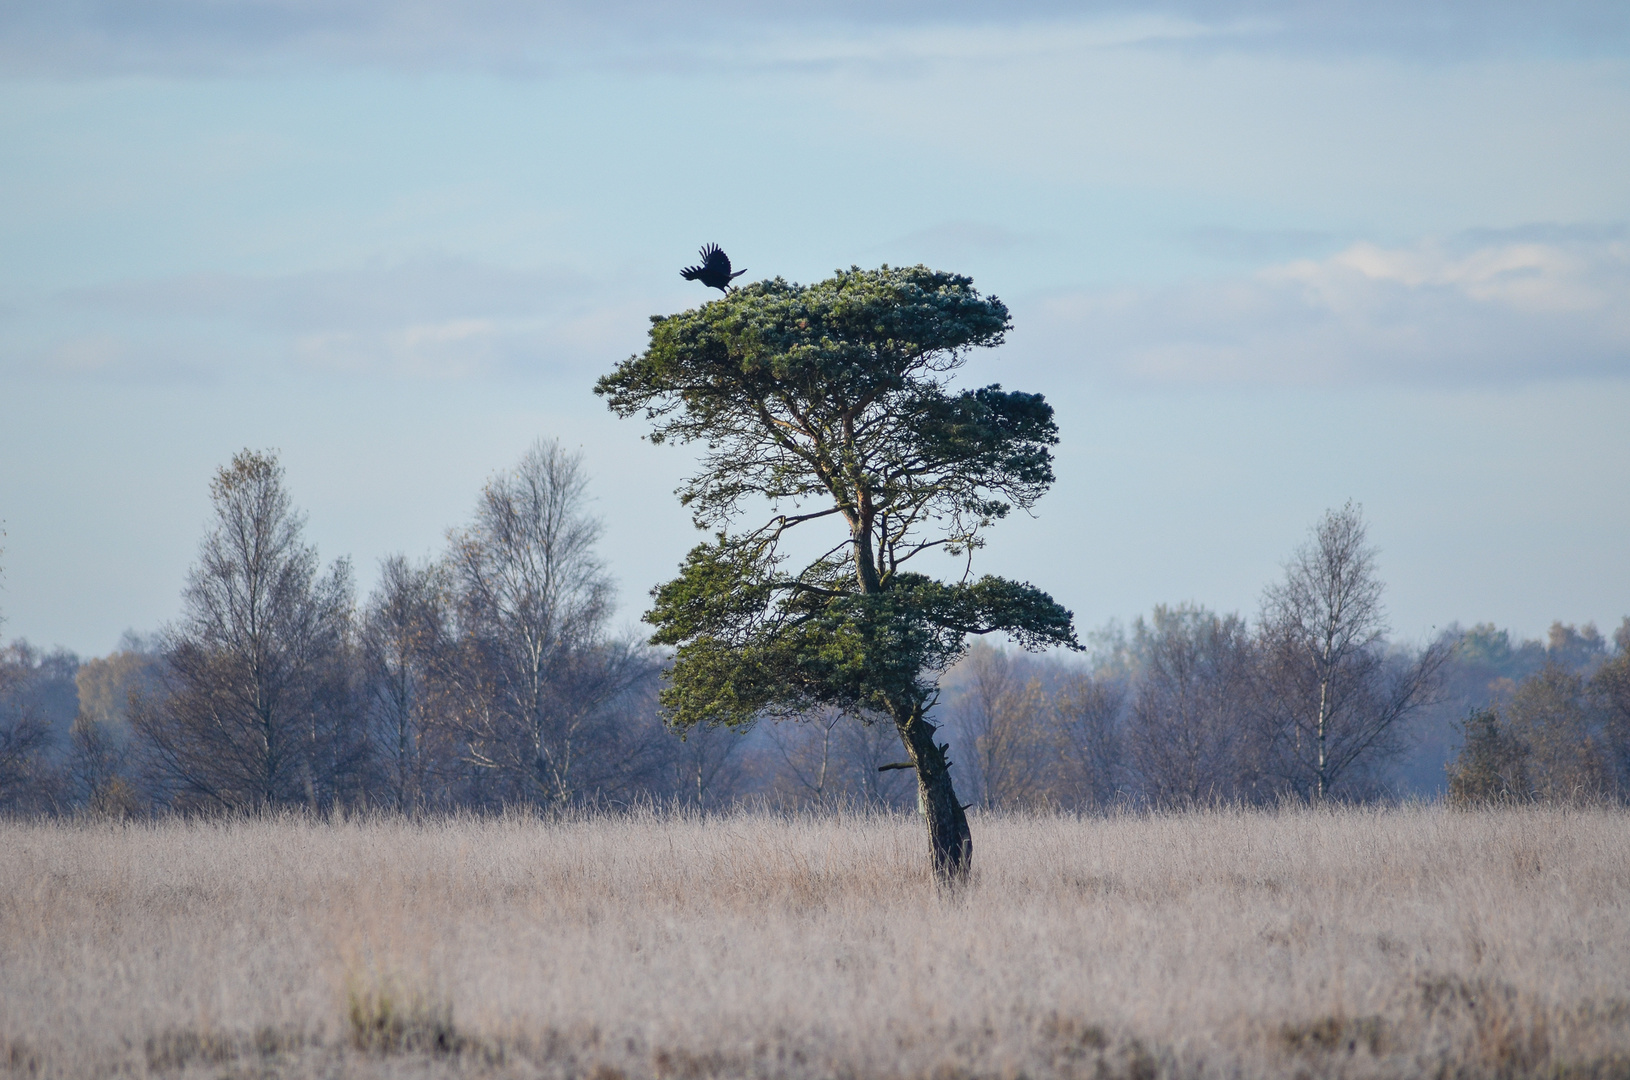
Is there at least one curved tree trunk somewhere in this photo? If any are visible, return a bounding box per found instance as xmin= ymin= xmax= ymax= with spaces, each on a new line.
xmin=893 ymin=700 xmax=972 ymax=884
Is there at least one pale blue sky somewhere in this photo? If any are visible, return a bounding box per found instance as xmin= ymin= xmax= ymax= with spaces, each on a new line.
xmin=2 ymin=1 xmax=1627 ymax=656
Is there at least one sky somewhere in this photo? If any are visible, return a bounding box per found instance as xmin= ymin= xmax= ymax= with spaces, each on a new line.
xmin=1 ymin=0 xmax=1628 ymax=658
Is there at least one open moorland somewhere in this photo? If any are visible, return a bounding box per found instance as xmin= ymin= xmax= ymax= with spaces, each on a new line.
xmin=4 ymin=806 xmax=1629 ymax=1079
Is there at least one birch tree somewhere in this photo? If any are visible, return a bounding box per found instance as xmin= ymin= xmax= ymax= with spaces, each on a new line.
xmin=139 ymin=450 xmax=359 ymax=810
xmin=449 ymin=439 xmax=641 ymax=804
xmin=1258 ymin=503 xmax=1447 ymax=800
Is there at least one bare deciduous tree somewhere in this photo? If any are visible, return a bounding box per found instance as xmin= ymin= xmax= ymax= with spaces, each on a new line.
xmin=448 ymin=440 xmax=643 ymax=805
xmin=952 ymin=643 xmax=1055 ymax=810
xmin=1502 ymin=662 xmax=1612 ymax=802
xmin=137 ymin=450 xmax=360 ymax=811
xmin=360 ymin=555 xmax=452 ymax=810
xmin=1052 ymin=671 xmax=1127 ymax=809
xmin=769 ymin=708 xmax=846 ymax=808
xmin=830 ymin=713 xmax=918 ymax=808
xmin=1594 ymin=619 xmax=1630 ymax=794
xmin=1127 ymin=604 xmax=1258 ymax=807
xmin=768 ymin=708 xmax=914 ymax=809
xmin=672 ymin=720 xmax=751 ymax=808
xmin=0 ymin=646 xmax=54 ymax=811
xmin=1257 ymin=503 xmax=1448 ymax=801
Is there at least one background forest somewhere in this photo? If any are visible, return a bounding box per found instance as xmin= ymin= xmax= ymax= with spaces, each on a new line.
xmin=3 ymin=442 xmax=1628 ymax=818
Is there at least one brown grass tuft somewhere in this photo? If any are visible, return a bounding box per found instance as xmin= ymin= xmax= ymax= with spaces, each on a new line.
xmin=344 ymin=970 xmax=459 ymax=1055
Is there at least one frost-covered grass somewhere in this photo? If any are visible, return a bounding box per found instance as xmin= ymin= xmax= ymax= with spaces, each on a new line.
xmin=4 ymin=805 xmax=1628 ymax=1078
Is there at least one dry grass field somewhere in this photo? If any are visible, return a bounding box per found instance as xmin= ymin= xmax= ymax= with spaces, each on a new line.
xmin=3 ymin=806 xmax=1629 ymax=1079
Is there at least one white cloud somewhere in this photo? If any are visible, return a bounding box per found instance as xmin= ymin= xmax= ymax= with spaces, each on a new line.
xmin=1291 ymin=235 xmax=1618 ymax=313
xmin=1020 ymin=227 xmax=1630 ymax=385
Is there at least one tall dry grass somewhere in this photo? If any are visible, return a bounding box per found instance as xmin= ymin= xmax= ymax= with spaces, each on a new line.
xmin=3 ymin=805 xmax=1628 ymax=1078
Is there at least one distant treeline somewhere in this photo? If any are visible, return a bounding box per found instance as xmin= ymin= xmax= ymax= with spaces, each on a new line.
xmin=2 ymin=444 xmax=1627 ymax=816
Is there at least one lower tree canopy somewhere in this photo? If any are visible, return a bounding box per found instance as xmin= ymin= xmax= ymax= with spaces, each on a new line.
xmin=651 ymin=562 xmax=1078 ymax=729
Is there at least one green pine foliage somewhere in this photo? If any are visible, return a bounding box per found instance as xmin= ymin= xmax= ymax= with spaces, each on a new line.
xmin=596 ymin=265 xmax=1079 ymax=735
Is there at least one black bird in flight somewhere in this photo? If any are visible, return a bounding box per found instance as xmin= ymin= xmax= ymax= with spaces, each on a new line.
xmin=680 ymin=244 xmax=746 ymax=294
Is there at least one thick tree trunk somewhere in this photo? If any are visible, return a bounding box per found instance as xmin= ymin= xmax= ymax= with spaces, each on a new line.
xmin=892 ymin=700 xmax=973 ymax=884
xmin=859 ymin=516 xmax=972 ymax=881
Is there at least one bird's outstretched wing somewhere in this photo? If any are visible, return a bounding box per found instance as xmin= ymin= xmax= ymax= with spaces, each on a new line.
xmin=680 ymin=244 xmax=745 ymax=292
xmin=679 ymin=243 xmax=723 ymax=281
xmin=701 ymin=244 xmax=732 ymax=278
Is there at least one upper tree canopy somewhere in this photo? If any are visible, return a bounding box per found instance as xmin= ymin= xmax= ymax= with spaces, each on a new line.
xmin=596 ymin=265 xmax=1078 ymax=730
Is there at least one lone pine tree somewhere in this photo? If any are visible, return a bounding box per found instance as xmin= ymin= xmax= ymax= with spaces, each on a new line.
xmin=596 ymin=265 xmax=1078 ymax=881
